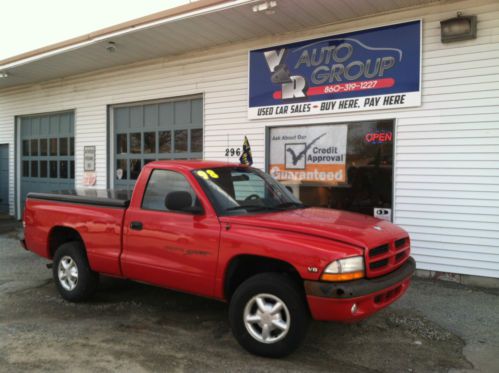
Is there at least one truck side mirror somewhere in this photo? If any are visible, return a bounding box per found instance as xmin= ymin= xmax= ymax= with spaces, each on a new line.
xmin=165 ymin=191 xmax=203 ymax=214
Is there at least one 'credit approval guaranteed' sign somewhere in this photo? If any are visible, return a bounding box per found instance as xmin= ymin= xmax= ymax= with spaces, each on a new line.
xmin=249 ymin=21 xmax=421 ymax=119
xmin=269 ymin=125 xmax=347 ymax=184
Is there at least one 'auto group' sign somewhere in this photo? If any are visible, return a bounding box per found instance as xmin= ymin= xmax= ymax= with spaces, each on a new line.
xmin=249 ymin=20 xmax=421 ymax=119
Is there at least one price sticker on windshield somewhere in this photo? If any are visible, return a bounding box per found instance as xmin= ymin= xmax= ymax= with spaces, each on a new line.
xmin=196 ymin=170 xmax=209 ymax=180
xmin=196 ymin=170 xmax=219 ymax=180
xmin=206 ymin=170 xmax=219 ymax=179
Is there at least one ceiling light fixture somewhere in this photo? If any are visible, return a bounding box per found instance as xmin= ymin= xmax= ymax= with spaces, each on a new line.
xmin=252 ymin=1 xmax=277 ymax=14
xmin=106 ymin=41 xmax=117 ymax=53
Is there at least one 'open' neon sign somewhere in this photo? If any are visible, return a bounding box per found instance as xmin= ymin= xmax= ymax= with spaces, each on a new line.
xmin=365 ymin=130 xmax=393 ymax=144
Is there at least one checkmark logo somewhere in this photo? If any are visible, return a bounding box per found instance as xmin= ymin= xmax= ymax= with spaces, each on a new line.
xmin=285 ymin=133 xmax=326 ymax=169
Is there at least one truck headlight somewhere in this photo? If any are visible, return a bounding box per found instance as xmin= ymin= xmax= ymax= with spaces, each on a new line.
xmin=321 ymin=256 xmax=365 ymax=282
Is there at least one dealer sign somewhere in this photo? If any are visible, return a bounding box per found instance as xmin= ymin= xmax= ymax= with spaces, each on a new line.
xmin=269 ymin=124 xmax=347 ymax=184
xmin=249 ymin=20 xmax=421 ymax=119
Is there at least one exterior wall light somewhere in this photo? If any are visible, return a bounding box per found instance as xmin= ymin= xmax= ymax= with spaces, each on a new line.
xmin=440 ymin=12 xmax=477 ymax=43
xmin=252 ymin=1 xmax=277 ymax=14
xmin=0 ymin=72 xmax=8 ymax=78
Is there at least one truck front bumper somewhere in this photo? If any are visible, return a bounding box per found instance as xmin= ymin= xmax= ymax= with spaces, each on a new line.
xmin=304 ymin=256 xmax=415 ymax=322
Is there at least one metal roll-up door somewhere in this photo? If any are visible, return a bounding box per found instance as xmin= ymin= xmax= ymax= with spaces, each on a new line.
xmin=20 ymin=112 xmax=75 ymax=209
xmin=112 ymin=96 xmax=203 ymax=189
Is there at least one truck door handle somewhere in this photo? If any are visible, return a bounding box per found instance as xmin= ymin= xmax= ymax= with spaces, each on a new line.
xmin=130 ymin=221 xmax=143 ymax=231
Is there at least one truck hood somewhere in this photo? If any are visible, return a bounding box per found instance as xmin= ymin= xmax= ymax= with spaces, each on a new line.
xmin=221 ymin=207 xmax=408 ymax=250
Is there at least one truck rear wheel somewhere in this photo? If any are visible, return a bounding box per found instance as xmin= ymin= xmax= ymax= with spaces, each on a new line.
xmin=52 ymin=241 xmax=99 ymax=302
xmin=229 ymin=273 xmax=309 ymax=357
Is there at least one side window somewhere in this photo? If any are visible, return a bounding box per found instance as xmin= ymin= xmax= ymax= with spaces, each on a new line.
xmin=233 ymin=171 xmax=266 ymax=200
xmin=142 ymin=170 xmax=197 ymax=212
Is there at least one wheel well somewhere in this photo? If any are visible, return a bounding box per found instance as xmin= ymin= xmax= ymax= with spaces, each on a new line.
xmin=48 ymin=226 xmax=84 ymax=259
xmin=224 ymin=255 xmax=303 ymax=300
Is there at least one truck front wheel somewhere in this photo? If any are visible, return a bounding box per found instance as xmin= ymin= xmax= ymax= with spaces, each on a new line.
xmin=229 ymin=273 xmax=309 ymax=357
xmin=52 ymin=241 xmax=99 ymax=302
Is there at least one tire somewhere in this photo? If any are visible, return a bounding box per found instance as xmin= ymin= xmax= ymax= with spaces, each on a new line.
xmin=229 ymin=273 xmax=310 ymax=358
xmin=52 ymin=241 xmax=99 ymax=302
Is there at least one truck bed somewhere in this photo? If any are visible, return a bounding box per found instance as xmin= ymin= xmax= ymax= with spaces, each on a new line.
xmin=24 ymin=189 xmax=130 ymax=276
xmin=27 ymin=189 xmax=132 ymax=208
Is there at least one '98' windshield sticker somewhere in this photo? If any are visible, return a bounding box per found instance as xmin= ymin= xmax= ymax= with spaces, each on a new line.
xmin=196 ymin=170 xmax=219 ymax=180
xmin=206 ymin=170 xmax=219 ymax=179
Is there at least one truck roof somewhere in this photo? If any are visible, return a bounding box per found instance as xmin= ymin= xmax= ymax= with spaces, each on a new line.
xmin=145 ymin=160 xmax=243 ymax=170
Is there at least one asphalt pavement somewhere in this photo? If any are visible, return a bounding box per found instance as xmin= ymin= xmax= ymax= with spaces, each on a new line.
xmin=0 ymin=223 xmax=497 ymax=372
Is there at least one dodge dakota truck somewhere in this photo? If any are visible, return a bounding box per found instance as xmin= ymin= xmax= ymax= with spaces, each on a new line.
xmin=22 ymin=160 xmax=415 ymax=357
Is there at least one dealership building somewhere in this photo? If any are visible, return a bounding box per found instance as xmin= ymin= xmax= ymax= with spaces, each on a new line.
xmin=0 ymin=0 xmax=498 ymax=281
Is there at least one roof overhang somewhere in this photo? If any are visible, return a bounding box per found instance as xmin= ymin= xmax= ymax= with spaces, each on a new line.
xmin=0 ymin=0 xmax=446 ymax=90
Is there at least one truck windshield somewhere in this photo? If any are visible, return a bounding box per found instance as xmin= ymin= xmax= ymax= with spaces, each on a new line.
xmin=193 ymin=167 xmax=304 ymax=216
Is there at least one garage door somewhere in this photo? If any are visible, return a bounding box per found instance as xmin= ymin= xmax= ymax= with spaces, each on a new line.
xmin=0 ymin=144 xmax=8 ymax=213
xmin=113 ymin=97 xmax=203 ymax=189
xmin=20 ymin=112 xmax=75 ymax=209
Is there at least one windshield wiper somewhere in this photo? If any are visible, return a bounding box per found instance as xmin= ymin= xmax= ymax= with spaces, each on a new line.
xmin=272 ymin=201 xmax=306 ymax=210
xmin=226 ymin=202 xmax=306 ymax=212
xmin=226 ymin=204 xmax=278 ymax=212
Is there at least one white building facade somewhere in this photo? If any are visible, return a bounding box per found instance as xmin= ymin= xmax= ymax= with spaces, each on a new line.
xmin=0 ymin=0 xmax=498 ymax=279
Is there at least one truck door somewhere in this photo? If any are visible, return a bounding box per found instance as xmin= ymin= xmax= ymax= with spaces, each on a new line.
xmin=121 ymin=169 xmax=220 ymax=297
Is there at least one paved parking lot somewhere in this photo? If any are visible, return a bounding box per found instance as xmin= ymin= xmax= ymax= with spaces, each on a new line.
xmin=0 ymin=226 xmax=497 ymax=373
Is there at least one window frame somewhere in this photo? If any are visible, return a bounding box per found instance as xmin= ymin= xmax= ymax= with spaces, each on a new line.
xmin=140 ymin=168 xmax=204 ymax=215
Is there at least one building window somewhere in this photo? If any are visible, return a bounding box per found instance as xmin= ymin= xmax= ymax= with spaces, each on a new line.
xmin=60 ymin=161 xmax=68 ymax=179
xmin=116 ymin=159 xmax=127 ymax=180
xmin=117 ymin=134 xmax=127 ymax=154
xmin=269 ymin=120 xmax=394 ymax=217
xmin=40 ymin=161 xmax=48 ymax=178
xmin=144 ymin=132 xmax=156 ymax=154
xmin=31 ymin=140 xmax=39 ymax=156
xmin=23 ymin=161 xmax=30 ymax=177
xmin=159 ymin=131 xmax=171 ymax=153
xmin=130 ymin=159 xmax=142 ymax=180
xmin=130 ymin=133 xmax=142 ymax=154
xmin=50 ymin=161 xmax=58 ymax=178
xmin=59 ymin=138 xmax=68 ymax=156
xmin=174 ymin=130 xmax=188 ymax=153
xmin=191 ymin=129 xmax=203 ymax=153
xmin=40 ymin=139 xmax=48 ymax=156
xmin=22 ymin=141 xmax=30 ymax=156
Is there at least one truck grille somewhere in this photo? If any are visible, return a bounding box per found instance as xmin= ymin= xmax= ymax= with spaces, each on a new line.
xmin=366 ymin=237 xmax=410 ymax=278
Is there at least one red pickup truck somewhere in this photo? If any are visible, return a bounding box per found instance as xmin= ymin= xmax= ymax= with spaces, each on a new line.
xmin=22 ymin=160 xmax=414 ymax=357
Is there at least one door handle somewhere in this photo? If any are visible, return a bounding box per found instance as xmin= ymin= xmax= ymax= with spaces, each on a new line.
xmin=130 ymin=221 xmax=143 ymax=231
